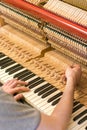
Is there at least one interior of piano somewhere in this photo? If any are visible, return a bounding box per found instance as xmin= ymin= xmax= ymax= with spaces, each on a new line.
xmin=0 ymin=0 xmax=87 ymax=108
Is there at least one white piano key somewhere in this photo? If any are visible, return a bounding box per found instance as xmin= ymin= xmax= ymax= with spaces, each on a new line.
xmin=0 ymin=55 xmax=8 ymax=61
xmin=1 ymin=68 xmax=26 ymax=83
xmin=31 ymin=89 xmax=60 ymax=106
xmin=69 ymin=121 xmax=87 ymax=130
xmin=79 ymin=122 xmax=87 ymax=130
xmin=25 ymin=75 xmax=39 ymax=83
xmin=40 ymin=96 xmax=61 ymax=111
xmin=72 ymin=106 xmax=87 ymax=120
xmin=68 ymin=115 xmax=87 ymax=130
xmin=0 ymin=63 xmax=18 ymax=74
xmin=23 ymin=81 xmax=48 ymax=98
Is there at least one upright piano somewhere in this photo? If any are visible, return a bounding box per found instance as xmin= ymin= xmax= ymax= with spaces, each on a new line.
xmin=0 ymin=0 xmax=87 ymax=129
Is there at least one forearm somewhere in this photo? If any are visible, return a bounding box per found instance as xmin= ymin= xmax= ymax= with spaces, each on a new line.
xmin=52 ymin=80 xmax=75 ymax=130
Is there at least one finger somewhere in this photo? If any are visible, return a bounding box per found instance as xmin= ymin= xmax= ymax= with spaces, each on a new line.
xmin=71 ymin=64 xmax=81 ymax=69
xmin=9 ymin=79 xmax=28 ymax=88
xmin=10 ymin=86 xmax=30 ymax=95
xmin=61 ymin=75 xmax=66 ymax=84
xmin=14 ymin=93 xmax=24 ymax=101
xmin=17 ymin=80 xmax=28 ymax=85
xmin=4 ymin=79 xmax=18 ymax=86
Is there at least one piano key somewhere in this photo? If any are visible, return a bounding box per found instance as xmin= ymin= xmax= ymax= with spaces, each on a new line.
xmin=38 ymin=85 xmax=53 ymax=96
xmin=72 ymin=104 xmax=85 ymax=117
xmin=24 ymin=91 xmax=58 ymax=115
xmin=41 ymin=87 xmax=58 ymax=98
xmin=25 ymin=75 xmax=39 ymax=83
xmin=1 ymin=60 xmax=15 ymax=69
xmin=1 ymin=68 xmax=26 ymax=82
xmin=40 ymin=98 xmax=60 ymax=111
xmin=31 ymin=89 xmax=60 ymax=106
xmin=13 ymin=69 xmax=31 ymax=78
xmin=23 ymin=81 xmax=48 ymax=98
xmin=29 ymin=78 xmax=45 ymax=89
xmin=68 ymin=121 xmax=87 ymax=130
xmin=71 ymin=107 xmax=87 ymax=123
xmin=21 ymin=73 xmax=36 ymax=81
xmin=28 ymin=77 xmax=42 ymax=85
xmin=73 ymin=101 xmax=80 ymax=107
xmin=68 ymin=107 xmax=87 ymax=130
xmin=0 ymin=57 xmax=12 ymax=66
xmin=8 ymin=65 xmax=23 ymax=75
xmin=73 ymin=109 xmax=87 ymax=121
xmin=34 ymin=90 xmax=61 ymax=109
xmin=73 ymin=104 xmax=84 ymax=113
xmin=78 ymin=116 xmax=87 ymax=125
xmin=0 ymin=63 xmax=21 ymax=78
xmin=6 ymin=64 xmax=21 ymax=73
xmin=0 ymin=55 xmax=8 ymax=61
xmin=47 ymin=91 xmax=63 ymax=103
xmin=0 ymin=63 xmax=18 ymax=75
xmin=51 ymin=97 xmax=61 ymax=106
xmin=0 ymin=52 xmax=5 ymax=58
xmin=34 ymin=83 xmax=51 ymax=93
xmin=17 ymin=71 xmax=33 ymax=80
xmin=79 ymin=124 xmax=87 ymax=130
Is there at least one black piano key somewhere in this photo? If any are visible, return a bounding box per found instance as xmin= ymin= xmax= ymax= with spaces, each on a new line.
xmin=85 ymin=126 xmax=87 ymax=130
xmin=47 ymin=91 xmax=63 ymax=103
xmin=73 ymin=101 xmax=80 ymax=107
xmin=1 ymin=60 xmax=15 ymax=69
xmin=21 ymin=73 xmax=35 ymax=81
xmin=41 ymin=87 xmax=58 ymax=98
xmin=73 ymin=109 xmax=87 ymax=121
xmin=0 ymin=57 xmax=12 ymax=66
xmin=34 ymin=83 xmax=51 ymax=93
xmin=29 ymin=77 xmax=41 ymax=85
xmin=78 ymin=116 xmax=87 ymax=125
xmin=29 ymin=79 xmax=45 ymax=89
xmin=9 ymin=65 xmax=23 ymax=75
xmin=51 ymin=98 xmax=61 ymax=106
xmin=6 ymin=64 xmax=20 ymax=72
xmin=14 ymin=69 xmax=31 ymax=78
xmin=38 ymin=85 xmax=53 ymax=96
xmin=18 ymin=71 xmax=32 ymax=79
xmin=73 ymin=104 xmax=84 ymax=113
xmin=0 ymin=53 xmax=5 ymax=58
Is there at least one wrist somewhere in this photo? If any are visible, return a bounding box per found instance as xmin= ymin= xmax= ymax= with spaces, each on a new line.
xmin=66 ymin=77 xmax=76 ymax=92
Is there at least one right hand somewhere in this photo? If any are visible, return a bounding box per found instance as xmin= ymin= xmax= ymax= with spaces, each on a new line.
xmin=65 ymin=64 xmax=82 ymax=88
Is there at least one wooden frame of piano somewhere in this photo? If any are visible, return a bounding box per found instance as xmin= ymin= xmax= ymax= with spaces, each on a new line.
xmin=1 ymin=0 xmax=87 ymax=41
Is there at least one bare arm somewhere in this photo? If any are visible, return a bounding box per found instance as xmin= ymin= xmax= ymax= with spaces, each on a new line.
xmin=37 ymin=64 xmax=82 ymax=130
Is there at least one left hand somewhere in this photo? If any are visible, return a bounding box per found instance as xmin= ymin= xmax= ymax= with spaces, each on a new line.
xmin=2 ymin=79 xmax=29 ymax=101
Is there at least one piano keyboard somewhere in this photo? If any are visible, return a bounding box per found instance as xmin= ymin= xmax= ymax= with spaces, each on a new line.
xmin=0 ymin=52 xmax=87 ymax=130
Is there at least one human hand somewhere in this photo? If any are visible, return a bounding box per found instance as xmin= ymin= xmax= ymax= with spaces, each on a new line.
xmin=2 ymin=79 xmax=29 ymax=101
xmin=65 ymin=64 xmax=82 ymax=89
